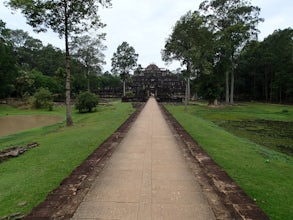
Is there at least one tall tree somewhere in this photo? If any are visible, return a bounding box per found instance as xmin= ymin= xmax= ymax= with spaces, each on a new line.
xmin=71 ymin=34 xmax=106 ymax=92
xmin=0 ymin=20 xmax=17 ymax=98
xmin=8 ymin=30 xmax=43 ymax=69
xmin=111 ymin=41 xmax=138 ymax=96
xmin=7 ymin=29 xmax=30 ymax=48
xmin=37 ymin=44 xmax=65 ymax=76
xmin=162 ymin=11 xmax=214 ymax=110
xmin=7 ymin=0 xmax=111 ymax=126
xmin=236 ymin=28 xmax=293 ymax=103
xmin=200 ymin=0 xmax=263 ymax=104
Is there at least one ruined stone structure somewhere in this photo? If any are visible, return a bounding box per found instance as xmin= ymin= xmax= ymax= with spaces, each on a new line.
xmin=130 ymin=64 xmax=185 ymax=102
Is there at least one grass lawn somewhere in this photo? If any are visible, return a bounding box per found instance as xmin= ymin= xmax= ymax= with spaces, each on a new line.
xmin=165 ymin=102 xmax=293 ymax=220
xmin=0 ymin=101 xmax=134 ymax=217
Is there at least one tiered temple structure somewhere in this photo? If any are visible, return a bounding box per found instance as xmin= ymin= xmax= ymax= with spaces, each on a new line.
xmin=130 ymin=64 xmax=185 ymax=102
xmin=98 ymin=64 xmax=185 ymax=102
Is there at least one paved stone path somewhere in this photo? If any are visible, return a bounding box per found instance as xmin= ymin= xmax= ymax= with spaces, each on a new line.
xmin=72 ymin=97 xmax=216 ymax=220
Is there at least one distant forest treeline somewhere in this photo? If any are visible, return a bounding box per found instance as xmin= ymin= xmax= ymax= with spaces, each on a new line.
xmin=0 ymin=19 xmax=292 ymax=103
xmin=234 ymin=28 xmax=293 ymax=103
xmin=0 ymin=20 xmax=121 ymax=101
xmin=192 ymin=27 xmax=293 ymax=104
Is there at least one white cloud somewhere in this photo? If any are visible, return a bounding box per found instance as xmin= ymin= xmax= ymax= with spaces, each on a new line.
xmin=251 ymin=0 xmax=293 ymax=39
xmin=99 ymin=0 xmax=200 ymax=70
xmin=0 ymin=1 xmax=64 ymax=48
xmin=1 ymin=0 xmax=292 ymax=72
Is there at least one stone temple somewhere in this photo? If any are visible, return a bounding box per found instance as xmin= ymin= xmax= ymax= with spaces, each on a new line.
xmin=129 ymin=64 xmax=185 ymax=102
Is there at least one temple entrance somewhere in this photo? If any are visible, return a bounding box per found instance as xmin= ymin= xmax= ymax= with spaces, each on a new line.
xmin=148 ymin=88 xmax=157 ymax=97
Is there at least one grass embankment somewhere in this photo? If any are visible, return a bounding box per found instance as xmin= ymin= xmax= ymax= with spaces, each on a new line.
xmin=0 ymin=101 xmax=134 ymax=217
xmin=165 ymin=103 xmax=293 ymax=220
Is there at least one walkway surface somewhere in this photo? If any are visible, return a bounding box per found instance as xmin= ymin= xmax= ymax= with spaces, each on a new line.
xmin=72 ymin=97 xmax=216 ymax=220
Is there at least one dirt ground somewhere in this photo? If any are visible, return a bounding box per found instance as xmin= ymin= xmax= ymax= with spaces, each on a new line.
xmin=22 ymin=102 xmax=269 ymax=220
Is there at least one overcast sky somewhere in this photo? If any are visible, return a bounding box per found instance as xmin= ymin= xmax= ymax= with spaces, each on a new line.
xmin=0 ymin=0 xmax=292 ymax=72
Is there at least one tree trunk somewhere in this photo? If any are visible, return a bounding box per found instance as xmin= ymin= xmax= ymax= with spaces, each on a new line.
xmin=123 ymin=80 xmax=126 ymax=97
xmin=64 ymin=4 xmax=73 ymax=126
xmin=279 ymin=86 xmax=282 ymax=104
xmin=264 ymin=71 xmax=268 ymax=102
xmin=87 ymin=70 xmax=90 ymax=92
xmin=187 ymin=77 xmax=190 ymax=102
xmin=270 ymin=80 xmax=273 ymax=103
xmin=253 ymin=72 xmax=256 ymax=100
xmin=184 ymin=79 xmax=188 ymax=112
xmin=186 ymin=62 xmax=191 ymax=104
xmin=230 ymin=66 xmax=234 ymax=104
xmin=225 ymin=70 xmax=230 ymax=103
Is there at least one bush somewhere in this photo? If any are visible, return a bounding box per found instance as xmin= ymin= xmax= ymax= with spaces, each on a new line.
xmin=76 ymin=92 xmax=99 ymax=113
xmin=125 ymin=91 xmax=134 ymax=98
xmin=282 ymin=109 xmax=289 ymax=113
xmin=33 ymin=88 xmax=54 ymax=111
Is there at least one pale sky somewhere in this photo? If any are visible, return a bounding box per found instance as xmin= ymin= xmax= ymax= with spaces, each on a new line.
xmin=0 ymin=0 xmax=292 ymax=72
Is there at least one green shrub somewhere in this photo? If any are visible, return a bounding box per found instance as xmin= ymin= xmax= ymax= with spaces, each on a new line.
xmin=33 ymin=88 xmax=53 ymax=110
xmin=125 ymin=91 xmax=134 ymax=97
xmin=76 ymin=92 xmax=99 ymax=113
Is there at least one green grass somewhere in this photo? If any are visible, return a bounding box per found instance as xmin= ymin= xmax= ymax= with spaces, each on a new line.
xmin=215 ymin=119 xmax=293 ymax=156
xmin=0 ymin=101 xmax=134 ymax=217
xmin=0 ymin=104 xmax=64 ymax=117
xmin=165 ymin=102 xmax=293 ymax=220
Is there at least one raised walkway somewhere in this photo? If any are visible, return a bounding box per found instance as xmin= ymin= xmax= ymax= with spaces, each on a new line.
xmin=72 ymin=97 xmax=216 ymax=220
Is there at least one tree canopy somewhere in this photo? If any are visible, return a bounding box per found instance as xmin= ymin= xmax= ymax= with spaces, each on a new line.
xmin=162 ymin=11 xmax=215 ymax=108
xmin=111 ymin=41 xmax=138 ymax=75
xmin=162 ymin=0 xmax=269 ymax=105
xmin=71 ymin=34 xmax=107 ymax=91
xmin=236 ymin=28 xmax=293 ymax=103
xmin=0 ymin=21 xmax=17 ymax=99
xmin=0 ymin=20 xmax=113 ymax=102
xmin=6 ymin=0 xmax=111 ymax=126
xmin=199 ymin=0 xmax=263 ymax=103
xmin=162 ymin=11 xmax=214 ymax=72
xmin=111 ymin=41 xmax=138 ymax=96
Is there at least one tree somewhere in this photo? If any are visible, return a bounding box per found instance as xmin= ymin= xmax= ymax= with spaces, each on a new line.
xmin=235 ymin=40 xmax=262 ymax=101
xmin=7 ymin=29 xmax=30 ymax=48
xmin=198 ymin=72 xmax=222 ymax=105
xmin=8 ymin=29 xmax=43 ymax=69
xmin=98 ymin=72 xmax=121 ymax=90
xmin=76 ymin=91 xmax=99 ymax=113
xmin=7 ymin=29 xmax=65 ymax=76
xmin=33 ymin=87 xmax=53 ymax=110
xmin=7 ymin=0 xmax=111 ymax=126
xmin=71 ymin=34 xmax=106 ymax=92
xmin=236 ymin=28 xmax=293 ymax=103
xmin=0 ymin=20 xmax=10 ymax=43
xmin=36 ymin=44 xmax=65 ymax=76
xmin=0 ymin=20 xmax=18 ymax=98
xmin=111 ymin=41 xmax=138 ymax=96
xmin=162 ymin=11 xmax=214 ymax=110
xmin=260 ymin=28 xmax=293 ymax=103
xmin=200 ymin=0 xmax=263 ymax=104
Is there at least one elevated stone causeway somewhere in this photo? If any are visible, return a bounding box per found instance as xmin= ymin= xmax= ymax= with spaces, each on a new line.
xmin=71 ymin=97 xmax=217 ymax=219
